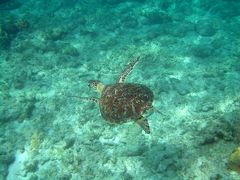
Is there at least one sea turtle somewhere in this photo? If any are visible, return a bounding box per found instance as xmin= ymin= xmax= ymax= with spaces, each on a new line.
xmin=84 ymin=57 xmax=155 ymax=134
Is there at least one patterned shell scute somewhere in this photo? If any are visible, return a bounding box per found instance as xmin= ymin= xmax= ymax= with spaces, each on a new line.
xmin=100 ymin=83 xmax=154 ymax=124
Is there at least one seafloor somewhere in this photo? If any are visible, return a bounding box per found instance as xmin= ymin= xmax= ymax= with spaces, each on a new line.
xmin=0 ymin=0 xmax=240 ymax=179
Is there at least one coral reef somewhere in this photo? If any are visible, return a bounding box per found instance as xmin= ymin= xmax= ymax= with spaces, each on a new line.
xmin=0 ymin=0 xmax=21 ymax=10
xmin=0 ymin=25 xmax=9 ymax=49
xmin=228 ymin=147 xmax=240 ymax=173
xmin=0 ymin=0 xmax=240 ymax=179
xmin=0 ymin=14 xmax=29 ymax=49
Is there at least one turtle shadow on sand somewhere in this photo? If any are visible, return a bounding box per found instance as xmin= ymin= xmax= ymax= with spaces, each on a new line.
xmin=141 ymin=142 xmax=186 ymax=178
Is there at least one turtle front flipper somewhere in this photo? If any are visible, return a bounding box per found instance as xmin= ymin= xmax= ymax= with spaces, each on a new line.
xmin=135 ymin=116 xmax=150 ymax=134
xmin=69 ymin=96 xmax=99 ymax=103
xmin=80 ymin=97 xmax=99 ymax=103
xmin=118 ymin=56 xmax=140 ymax=83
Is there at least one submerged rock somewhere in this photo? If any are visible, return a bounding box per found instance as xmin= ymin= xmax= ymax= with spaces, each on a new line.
xmin=195 ymin=19 xmax=219 ymax=37
xmin=0 ymin=16 xmax=29 ymax=49
xmin=0 ymin=0 xmax=10 ymax=4
xmin=0 ymin=25 xmax=10 ymax=49
xmin=191 ymin=43 xmax=214 ymax=58
xmin=170 ymin=78 xmax=190 ymax=96
xmin=0 ymin=0 xmax=22 ymax=10
xmin=143 ymin=11 xmax=172 ymax=25
xmin=228 ymin=147 xmax=240 ymax=173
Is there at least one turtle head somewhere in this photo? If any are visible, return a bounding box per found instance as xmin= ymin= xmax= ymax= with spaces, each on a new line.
xmin=88 ymin=80 xmax=105 ymax=93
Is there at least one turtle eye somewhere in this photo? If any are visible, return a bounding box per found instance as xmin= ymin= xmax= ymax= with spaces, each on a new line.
xmin=88 ymin=80 xmax=100 ymax=88
xmin=88 ymin=80 xmax=95 ymax=88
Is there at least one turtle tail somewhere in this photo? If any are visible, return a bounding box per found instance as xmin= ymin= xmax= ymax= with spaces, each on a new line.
xmin=135 ymin=116 xmax=150 ymax=134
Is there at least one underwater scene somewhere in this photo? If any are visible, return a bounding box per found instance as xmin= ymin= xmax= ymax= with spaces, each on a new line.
xmin=0 ymin=0 xmax=240 ymax=179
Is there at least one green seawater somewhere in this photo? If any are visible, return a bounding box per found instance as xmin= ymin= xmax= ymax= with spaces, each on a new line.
xmin=0 ymin=0 xmax=240 ymax=179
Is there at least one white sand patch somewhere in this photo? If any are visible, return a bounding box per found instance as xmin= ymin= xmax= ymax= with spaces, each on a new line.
xmin=169 ymin=72 xmax=184 ymax=79
xmin=182 ymin=56 xmax=191 ymax=64
xmin=218 ymin=98 xmax=234 ymax=113
xmin=175 ymin=105 xmax=191 ymax=118
xmin=7 ymin=148 xmax=29 ymax=180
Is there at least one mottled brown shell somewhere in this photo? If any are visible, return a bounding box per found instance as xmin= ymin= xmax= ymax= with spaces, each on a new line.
xmin=99 ymin=83 xmax=154 ymax=124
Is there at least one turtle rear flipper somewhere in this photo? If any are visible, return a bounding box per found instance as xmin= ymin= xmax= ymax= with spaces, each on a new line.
xmin=118 ymin=56 xmax=140 ymax=83
xmin=135 ymin=116 xmax=150 ymax=134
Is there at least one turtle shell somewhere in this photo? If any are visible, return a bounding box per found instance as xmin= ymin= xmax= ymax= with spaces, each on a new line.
xmin=99 ymin=83 xmax=154 ymax=124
